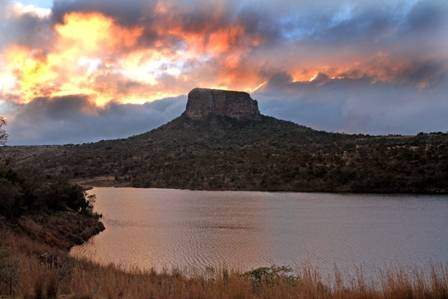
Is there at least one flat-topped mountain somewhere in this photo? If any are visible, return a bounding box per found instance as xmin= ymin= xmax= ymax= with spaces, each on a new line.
xmin=184 ymin=88 xmax=261 ymax=121
xmin=2 ymin=88 xmax=448 ymax=193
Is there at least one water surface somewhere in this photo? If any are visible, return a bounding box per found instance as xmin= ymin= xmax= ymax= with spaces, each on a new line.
xmin=71 ymin=188 xmax=448 ymax=274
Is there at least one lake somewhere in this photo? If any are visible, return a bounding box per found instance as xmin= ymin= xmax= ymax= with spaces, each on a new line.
xmin=71 ymin=188 xmax=448 ymax=275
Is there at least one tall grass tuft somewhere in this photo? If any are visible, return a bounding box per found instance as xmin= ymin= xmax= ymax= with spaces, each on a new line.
xmin=2 ymin=232 xmax=448 ymax=299
xmin=0 ymin=244 xmax=19 ymax=297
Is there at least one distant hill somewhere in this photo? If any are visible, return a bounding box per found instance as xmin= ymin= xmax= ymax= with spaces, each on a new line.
xmin=2 ymin=88 xmax=448 ymax=193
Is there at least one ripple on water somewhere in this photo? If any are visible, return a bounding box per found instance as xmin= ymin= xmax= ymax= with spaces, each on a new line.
xmin=71 ymin=188 xmax=448 ymax=275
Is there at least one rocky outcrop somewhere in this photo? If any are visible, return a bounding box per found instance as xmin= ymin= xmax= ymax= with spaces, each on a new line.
xmin=184 ymin=88 xmax=261 ymax=121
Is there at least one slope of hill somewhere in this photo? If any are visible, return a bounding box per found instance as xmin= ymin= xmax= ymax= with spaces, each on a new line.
xmin=2 ymin=88 xmax=448 ymax=193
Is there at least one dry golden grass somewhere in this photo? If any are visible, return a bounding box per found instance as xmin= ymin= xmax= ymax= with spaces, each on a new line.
xmin=1 ymin=232 xmax=447 ymax=299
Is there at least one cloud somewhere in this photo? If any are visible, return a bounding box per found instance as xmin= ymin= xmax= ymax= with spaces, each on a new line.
xmin=255 ymin=66 xmax=448 ymax=135
xmin=5 ymin=62 xmax=448 ymax=146
xmin=6 ymin=95 xmax=186 ymax=145
xmin=0 ymin=1 xmax=53 ymax=50
xmin=2 ymin=0 xmax=445 ymax=106
xmin=0 ymin=0 xmax=447 ymax=144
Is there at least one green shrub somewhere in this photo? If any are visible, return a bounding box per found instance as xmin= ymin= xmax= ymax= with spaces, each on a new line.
xmin=0 ymin=178 xmax=23 ymax=218
xmin=0 ymin=165 xmax=94 ymax=218
xmin=245 ymin=265 xmax=298 ymax=286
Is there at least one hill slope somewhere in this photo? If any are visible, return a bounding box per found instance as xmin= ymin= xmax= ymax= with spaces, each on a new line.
xmin=3 ymin=88 xmax=448 ymax=193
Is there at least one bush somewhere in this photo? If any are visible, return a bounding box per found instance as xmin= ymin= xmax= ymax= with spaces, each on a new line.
xmin=0 ymin=178 xmax=23 ymax=218
xmin=31 ymin=181 xmax=94 ymax=215
xmin=245 ymin=265 xmax=298 ymax=286
xmin=0 ymin=165 xmax=94 ymax=218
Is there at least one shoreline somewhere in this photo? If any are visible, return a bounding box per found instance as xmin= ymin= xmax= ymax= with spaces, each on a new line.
xmin=74 ymin=177 xmax=448 ymax=196
xmin=2 ymin=232 xmax=448 ymax=298
xmin=1 ymin=211 xmax=104 ymax=252
xmin=1 ymin=203 xmax=447 ymax=298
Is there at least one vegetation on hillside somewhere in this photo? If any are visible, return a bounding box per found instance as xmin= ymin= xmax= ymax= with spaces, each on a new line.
xmin=3 ymin=114 xmax=448 ymax=193
xmin=0 ymin=163 xmax=105 ymax=249
xmin=1 ymin=115 xmax=448 ymax=297
xmin=0 ymin=118 xmax=104 ymax=250
xmin=0 ymin=117 xmax=95 ymax=219
xmin=0 ymin=166 xmax=96 ymax=218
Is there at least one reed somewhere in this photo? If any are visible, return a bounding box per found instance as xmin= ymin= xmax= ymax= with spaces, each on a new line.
xmin=1 ymin=232 xmax=447 ymax=299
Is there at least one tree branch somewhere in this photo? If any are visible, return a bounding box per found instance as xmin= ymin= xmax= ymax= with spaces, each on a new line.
xmin=0 ymin=117 xmax=7 ymax=146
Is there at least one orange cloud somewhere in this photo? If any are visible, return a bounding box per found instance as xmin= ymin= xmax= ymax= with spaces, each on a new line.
xmin=1 ymin=46 xmax=55 ymax=102
xmin=0 ymin=6 xmax=427 ymax=108
xmin=0 ymin=8 xmax=270 ymax=105
xmin=54 ymin=12 xmax=143 ymax=54
xmin=1 ymin=12 xmax=145 ymax=105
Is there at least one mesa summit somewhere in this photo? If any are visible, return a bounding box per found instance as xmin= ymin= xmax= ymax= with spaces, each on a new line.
xmin=2 ymin=88 xmax=448 ymax=194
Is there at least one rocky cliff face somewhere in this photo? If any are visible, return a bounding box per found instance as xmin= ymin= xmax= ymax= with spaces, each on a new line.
xmin=184 ymin=88 xmax=261 ymax=121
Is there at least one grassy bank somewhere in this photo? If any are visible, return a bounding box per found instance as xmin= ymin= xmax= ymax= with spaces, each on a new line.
xmin=1 ymin=231 xmax=447 ymax=299
xmin=0 ymin=164 xmax=104 ymax=250
xmin=1 ymin=165 xmax=447 ymax=298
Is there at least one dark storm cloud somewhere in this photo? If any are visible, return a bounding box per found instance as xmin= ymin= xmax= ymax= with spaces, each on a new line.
xmin=51 ymin=0 xmax=282 ymax=49
xmin=2 ymin=0 xmax=448 ymax=144
xmin=310 ymin=8 xmax=395 ymax=44
xmin=52 ymin=0 xmax=156 ymax=25
xmin=6 ymin=0 xmax=447 ymax=72
xmin=405 ymin=0 xmax=448 ymax=33
xmin=6 ymin=60 xmax=448 ymax=146
xmin=396 ymin=60 xmax=448 ymax=86
xmin=0 ymin=1 xmax=53 ymax=49
xmin=7 ymin=95 xmax=186 ymax=145
xmin=5 ymin=0 xmax=448 ymax=56
xmin=255 ymin=67 xmax=448 ymax=135
xmin=256 ymin=0 xmax=448 ymax=72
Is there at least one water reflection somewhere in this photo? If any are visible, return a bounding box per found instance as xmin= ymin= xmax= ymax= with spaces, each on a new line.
xmin=71 ymin=188 xmax=448 ymax=274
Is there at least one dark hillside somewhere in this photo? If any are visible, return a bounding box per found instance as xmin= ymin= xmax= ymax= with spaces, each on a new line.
xmin=2 ymin=88 xmax=448 ymax=193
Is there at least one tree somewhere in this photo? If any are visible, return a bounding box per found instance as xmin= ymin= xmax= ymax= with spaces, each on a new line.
xmin=0 ymin=117 xmax=6 ymax=146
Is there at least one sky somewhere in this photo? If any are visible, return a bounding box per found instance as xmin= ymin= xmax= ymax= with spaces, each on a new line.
xmin=0 ymin=0 xmax=447 ymax=145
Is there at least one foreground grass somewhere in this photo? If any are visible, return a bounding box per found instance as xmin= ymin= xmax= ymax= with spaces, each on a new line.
xmin=1 ymin=232 xmax=448 ymax=299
